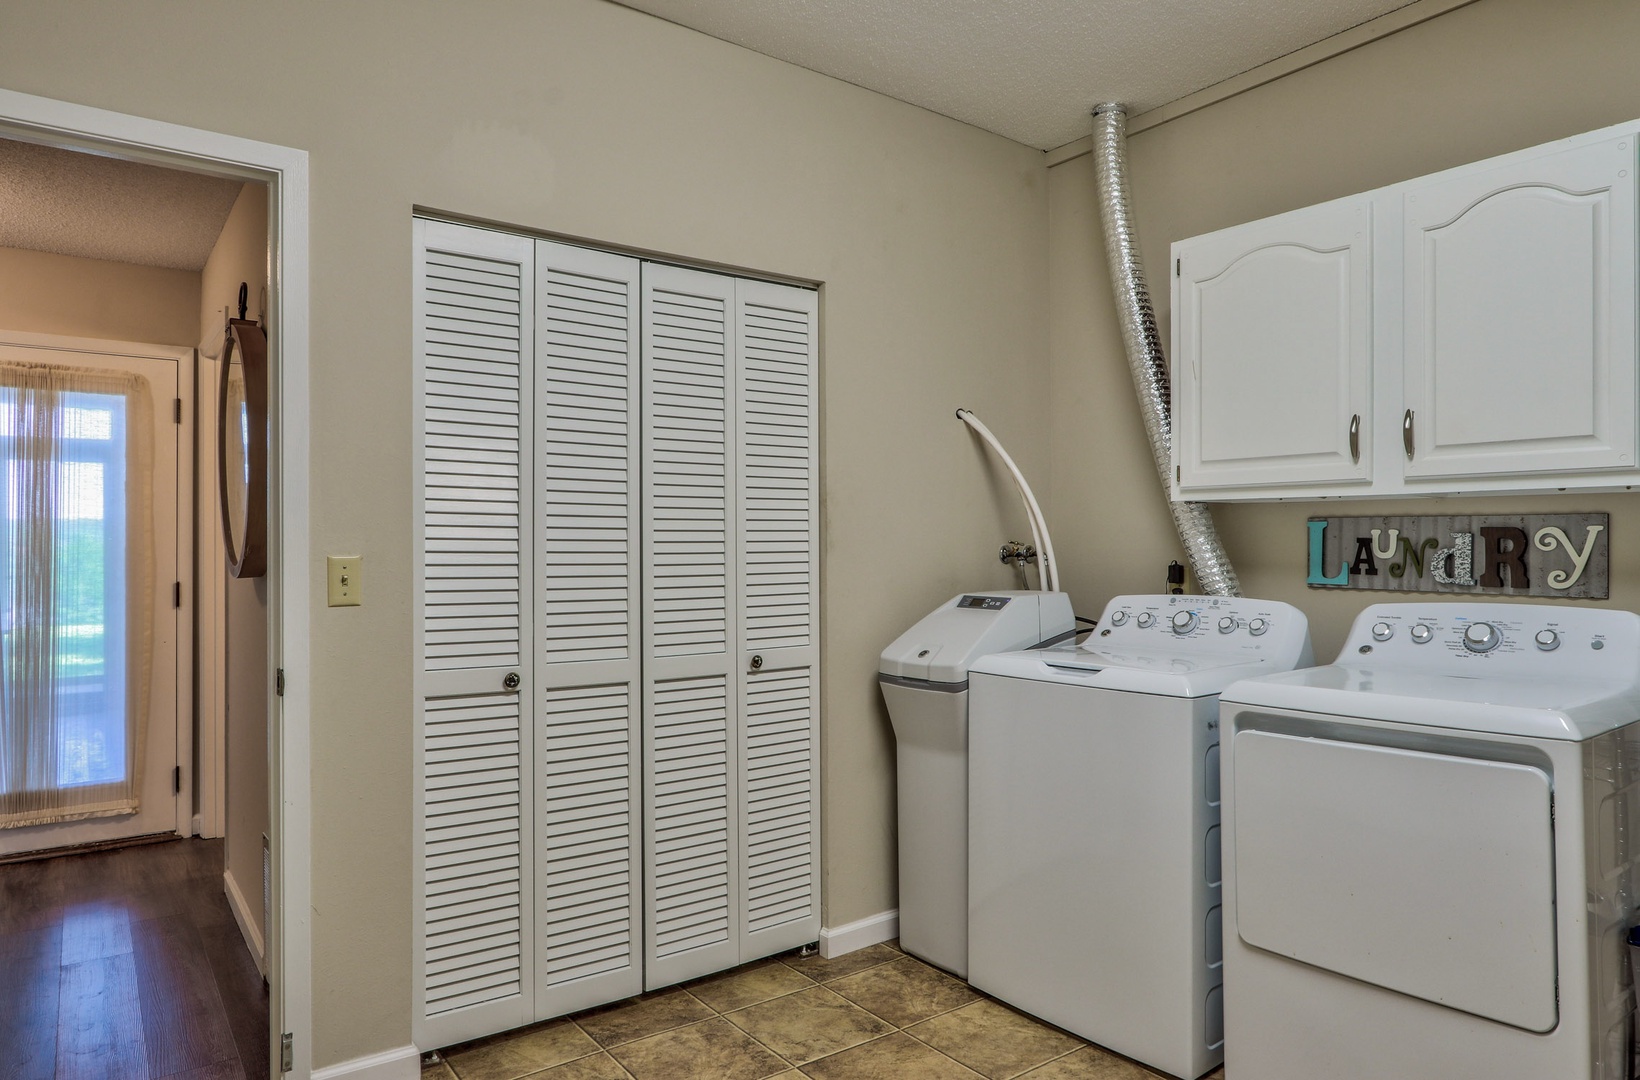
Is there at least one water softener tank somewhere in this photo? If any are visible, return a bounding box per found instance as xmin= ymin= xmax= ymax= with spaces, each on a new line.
xmin=877 ymin=591 xmax=1074 ymax=977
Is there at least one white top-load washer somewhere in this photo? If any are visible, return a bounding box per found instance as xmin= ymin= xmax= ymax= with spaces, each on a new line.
xmin=879 ymin=591 xmax=1074 ymax=977
xmin=968 ymin=594 xmax=1313 ymax=1080
xmin=1219 ymin=603 xmax=1640 ymax=1080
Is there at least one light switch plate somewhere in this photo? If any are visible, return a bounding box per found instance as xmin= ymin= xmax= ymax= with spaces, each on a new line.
xmin=327 ymin=555 xmax=362 ymax=607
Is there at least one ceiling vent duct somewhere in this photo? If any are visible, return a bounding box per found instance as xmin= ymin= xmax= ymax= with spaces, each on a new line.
xmin=1091 ymin=103 xmax=1241 ymax=598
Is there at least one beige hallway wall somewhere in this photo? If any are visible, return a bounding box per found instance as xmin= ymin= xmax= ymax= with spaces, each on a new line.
xmin=0 ymin=246 xmax=199 ymax=345
xmin=1047 ymin=0 xmax=1640 ymax=659
xmin=199 ymin=181 xmax=271 ymax=957
xmin=0 ymin=1 xmax=1049 ymax=1064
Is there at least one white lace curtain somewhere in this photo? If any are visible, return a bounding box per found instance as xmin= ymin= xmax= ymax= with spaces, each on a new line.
xmin=0 ymin=361 xmax=154 ymax=828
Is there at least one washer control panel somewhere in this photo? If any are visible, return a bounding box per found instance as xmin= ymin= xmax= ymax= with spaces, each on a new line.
xmin=1340 ymin=602 xmax=1640 ymax=674
xmin=1090 ymin=594 xmax=1311 ymax=661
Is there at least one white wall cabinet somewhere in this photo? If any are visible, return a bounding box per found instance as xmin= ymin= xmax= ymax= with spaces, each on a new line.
xmin=1174 ymin=198 xmax=1373 ymax=491
xmin=413 ymin=221 xmax=820 ymax=1049
xmin=1172 ymin=120 xmax=1639 ymax=501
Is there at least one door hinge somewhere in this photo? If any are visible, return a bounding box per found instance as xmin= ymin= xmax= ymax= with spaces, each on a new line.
xmin=1175 ymin=257 xmax=1181 ymax=277
xmin=173 ymin=581 xmax=182 ymax=608
xmin=1175 ymin=464 xmax=1181 ymax=483
xmin=280 ymin=1032 xmax=294 ymax=1072
xmin=276 ymin=668 xmax=285 ymax=697
xmin=173 ymin=397 xmax=183 ymax=424
xmin=172 ymin=765 xmax=181 ymax=794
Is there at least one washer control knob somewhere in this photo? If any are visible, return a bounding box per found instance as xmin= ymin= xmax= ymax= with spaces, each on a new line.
xmin=1248 ymin=618 xmax=1269 ymax=637
xmin=1409 ymin=624 xmax=1433 ymax=644
xmin=1109 ymin=610 xmax=1128 ymax=626
xmin=1535 ymin=629 xmax=1560 ymax=652
xmin=1218 ymin=617 xmax=1237 ymax=634
xmin=1171 ymin=610 xmax=1199 ymax=635
xmin=1463 ymin=622 xmax=1502 ymax=653
xmin=1136 ymin=612 xmax=1155 ymax=628
xmin=1371 ymin=622 xmax=1394 ymax=642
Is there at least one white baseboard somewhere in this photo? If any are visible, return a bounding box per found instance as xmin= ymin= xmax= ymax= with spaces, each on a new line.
xmin=223 ymin=868 xmax=266 ymax=977
xmin=312 ymin=1044 xmax=421 ymax=1080
xmin=818 ymin=909 xmax=899 ymax=958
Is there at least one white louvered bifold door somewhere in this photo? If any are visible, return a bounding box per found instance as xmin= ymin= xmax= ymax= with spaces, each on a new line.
xmin=734 ymin=280 xmax=820 ymax=961
xmin=641 ymin=264 xmax=743 ymax=989
xmin=532 ymin=241 xmax=645 ymax=1017
xmin=414 ymin=220 xmax=537 ymax=1048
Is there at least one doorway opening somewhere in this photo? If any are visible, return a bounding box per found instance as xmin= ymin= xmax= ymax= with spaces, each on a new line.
xmin=0 ymin=88 xmax=311 ymax=1078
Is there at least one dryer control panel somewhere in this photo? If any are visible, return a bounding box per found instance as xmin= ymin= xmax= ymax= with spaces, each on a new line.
xmin=1339 ymin=602 xmax=1640 ymax=675
xmin=1089 ymin=594 xmax=1313 ymax=667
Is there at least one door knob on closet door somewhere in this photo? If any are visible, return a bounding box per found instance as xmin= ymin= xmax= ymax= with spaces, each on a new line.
xmin=502 ymin=671 xmax=521 ymax=691
xmin=749 ymin=655 xmax=764 ymax=672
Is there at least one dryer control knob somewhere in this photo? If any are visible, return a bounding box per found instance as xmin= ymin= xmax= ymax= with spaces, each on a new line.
xmin=1371 ymin=621 xmax=1394 ymax=641
xmin=1410 ymin=624 xmax=1433 ymax=644
xmin=1535 ymin=629 xmax=1560 ymax=652
xmin=1463 ymin=622 xmax=1502 ymax=653
xmin=1218 ymin=617 xmax=1237 ymax=634
xmin=1248 ymin=618 xmax=1269 ymax=636
xmin=1171 ymin=610 xmax=1199 ymax=635
xmin=1136 ymin=612 xmax=1155 ymax=628
xmin=1109 ymin=610 xmax=1128 ymax=626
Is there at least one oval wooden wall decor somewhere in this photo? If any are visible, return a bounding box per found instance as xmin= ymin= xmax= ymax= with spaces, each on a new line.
xmin=220 ymin=317 xmax=268 ymax=578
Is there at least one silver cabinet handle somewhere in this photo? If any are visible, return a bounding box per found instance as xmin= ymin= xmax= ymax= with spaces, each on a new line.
xmin=502 ymin=671 xmax=520 ymax=691
xmin=1402 ymin=409 xmax=1415 ymax=460
xmin=1349 ymin=414 xmax=1361 ymax=464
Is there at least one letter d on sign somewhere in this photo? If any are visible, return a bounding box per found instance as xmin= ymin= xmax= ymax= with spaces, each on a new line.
xmin=1307 ymin=520 xmax=1348 ymax=585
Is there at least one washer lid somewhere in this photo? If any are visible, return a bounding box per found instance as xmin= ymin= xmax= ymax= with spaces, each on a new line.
xmin=1222 ymin=663 xmax=1640 ymax=740
xmin=971 ymin=646 xmax=1291 ymax=698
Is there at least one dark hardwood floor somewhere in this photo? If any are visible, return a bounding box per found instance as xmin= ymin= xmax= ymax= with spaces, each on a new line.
xmin=0 ymin=837 xmax=268 ymax=1080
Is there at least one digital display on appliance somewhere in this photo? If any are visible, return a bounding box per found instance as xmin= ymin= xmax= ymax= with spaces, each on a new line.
xmin=958 ymin=595 xmax=1011 ymax=610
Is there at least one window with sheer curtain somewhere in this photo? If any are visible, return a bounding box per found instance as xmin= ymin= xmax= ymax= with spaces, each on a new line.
xmin=0 ymin=361 xmax=153 ymax=829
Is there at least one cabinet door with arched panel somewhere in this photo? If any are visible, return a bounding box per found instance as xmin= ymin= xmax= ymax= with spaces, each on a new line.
xmin=1173 ymin=197 xmax=1373 ymax=495
xmin=1401 ymin=134 xmax=1637 ymax=481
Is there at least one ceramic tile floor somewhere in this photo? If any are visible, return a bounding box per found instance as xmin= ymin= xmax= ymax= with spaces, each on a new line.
xmin=424 ymin=941 xmax=1229 ymax=1080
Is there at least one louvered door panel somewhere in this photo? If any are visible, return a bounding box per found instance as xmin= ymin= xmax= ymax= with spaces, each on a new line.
xmin=735 ymin=280 xmax=820 ymax=960
xmin=533 ymin=241 xmax=644 ymax=1017
xmin=642 ymin=265 xmax=740 ymax=988
xmin=415 ymin=220 xmax=536 ymax=1047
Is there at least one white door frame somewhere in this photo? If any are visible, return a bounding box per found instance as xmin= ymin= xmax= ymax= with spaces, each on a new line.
xmin=0 ymin=88 xmax=313 ymax=1077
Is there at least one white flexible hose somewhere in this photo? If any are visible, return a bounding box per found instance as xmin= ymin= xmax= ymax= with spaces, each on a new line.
xmin=956 ymin=408 xmax=1058 ymax=592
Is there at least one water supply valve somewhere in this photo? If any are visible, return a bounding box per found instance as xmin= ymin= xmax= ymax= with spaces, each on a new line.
xmin=999 ymin=541 xmax=1038 ymax=566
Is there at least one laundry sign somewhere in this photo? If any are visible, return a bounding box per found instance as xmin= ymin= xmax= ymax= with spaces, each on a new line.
xmin=1306 ymin=514 xmax=1609 ymax=599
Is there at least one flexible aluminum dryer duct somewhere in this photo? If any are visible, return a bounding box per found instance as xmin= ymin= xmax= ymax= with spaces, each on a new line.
xmin=1091 ymin=103 xmax=1241 ymax=598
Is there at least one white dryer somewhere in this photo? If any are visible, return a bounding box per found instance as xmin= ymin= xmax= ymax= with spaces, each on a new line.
xmin=968 ymin=594 xmax=1313 ymax=1080
xmin=1219 ymin=602 xmax=1640 ymax=1080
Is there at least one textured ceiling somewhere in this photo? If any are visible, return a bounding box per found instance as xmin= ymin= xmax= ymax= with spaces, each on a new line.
xmin=613 ymin=0 xmax=1419 ymax=150
xmin=0 ymin=138 xmax=244 ymax=271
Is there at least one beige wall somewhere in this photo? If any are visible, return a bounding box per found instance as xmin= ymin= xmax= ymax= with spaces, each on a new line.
xmin=0 ymin=245 xmax=199 ymax=345
xmin=1048 ymin=0 xmax=1640 ymax=660
xmin=201 ymin=182 xmax=271 ymax=954
xmin=0 ymin=1 xmax=1049 ymax=1064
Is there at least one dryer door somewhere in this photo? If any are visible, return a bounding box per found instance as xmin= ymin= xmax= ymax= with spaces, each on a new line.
xmin=1232 ymin=730 xmax=1557 ymax=1032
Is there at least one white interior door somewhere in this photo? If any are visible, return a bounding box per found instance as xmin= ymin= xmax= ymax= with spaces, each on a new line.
xmin=0 ymin=341 xmax=182 ymax=856
xmin=533 ymin=240 xmax=644 ymax=1017
xmin=734 ymin=279 xmax=820 ymax=961
xmin=642 ymin=263 xmax=742 ymax=990
xmin=414 ymin=221 xmax=537 ymax=1047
